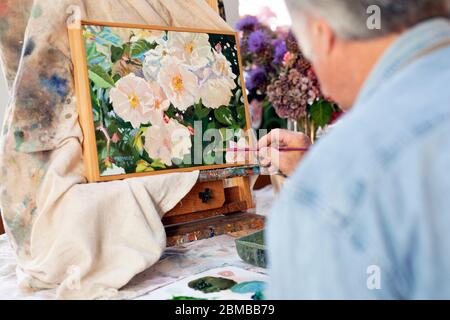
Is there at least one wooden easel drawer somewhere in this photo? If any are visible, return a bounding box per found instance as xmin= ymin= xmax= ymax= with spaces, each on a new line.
xmin=165 ymin=180 xmax=225 ymax=218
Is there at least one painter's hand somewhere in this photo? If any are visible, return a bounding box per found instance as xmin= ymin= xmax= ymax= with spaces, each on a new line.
xmin=258 ymin=129 xmax=311 ymax=177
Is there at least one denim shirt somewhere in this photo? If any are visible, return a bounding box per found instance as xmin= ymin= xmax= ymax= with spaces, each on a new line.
xmin=267 ymin=19 xmax=450 ymax=300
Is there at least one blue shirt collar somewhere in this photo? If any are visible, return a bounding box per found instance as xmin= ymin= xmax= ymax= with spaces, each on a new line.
xmin=355 ymin=18 xmax=450 ymax=106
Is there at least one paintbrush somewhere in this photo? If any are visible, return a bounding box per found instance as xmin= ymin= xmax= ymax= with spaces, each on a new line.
xmin=218 ymin=147 xmax=309 ymax=153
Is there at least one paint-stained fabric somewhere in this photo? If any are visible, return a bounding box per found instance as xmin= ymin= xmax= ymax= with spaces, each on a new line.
xmin=0 ymin=0 xmax=33 ymax=90
xmin=267 ymin=19 xmax=450 ymax=299
xmin=0 ymin=0 xmax=228 ymax=299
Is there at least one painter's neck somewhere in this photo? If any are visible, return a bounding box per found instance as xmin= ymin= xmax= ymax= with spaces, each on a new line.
xmin=344 ymin=34 xmax=401 ymax=110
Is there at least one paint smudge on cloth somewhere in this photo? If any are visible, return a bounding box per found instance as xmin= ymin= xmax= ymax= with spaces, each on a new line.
xmin=0 ymin=0 xmax=34 ymax=89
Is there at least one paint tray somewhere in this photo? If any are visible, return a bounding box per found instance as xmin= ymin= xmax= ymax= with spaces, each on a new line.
xmin=235 ymin=230 xmax=267 ymax=268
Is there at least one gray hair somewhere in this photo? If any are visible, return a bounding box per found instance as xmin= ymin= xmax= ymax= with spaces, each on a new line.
xmin=285 ymin=0 xmax=450 ymax=40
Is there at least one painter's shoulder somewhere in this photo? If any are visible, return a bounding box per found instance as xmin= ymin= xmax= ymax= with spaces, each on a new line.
xmin=283 ymin=111 xmax=380 ymax=211
xmin=298 ymin=107 xmax=380 ymax=175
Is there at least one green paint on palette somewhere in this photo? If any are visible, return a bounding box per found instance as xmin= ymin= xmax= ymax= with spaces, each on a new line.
xmin=188 ymin=277 xmax=237 ymax=294
xmin=171 ymin=296 xmax=208 ymax=300
xmin=31 ymin=5 xmax=42 ymax=18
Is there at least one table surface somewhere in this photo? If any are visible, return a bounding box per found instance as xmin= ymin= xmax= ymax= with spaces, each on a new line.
xmin=0 ymin=186 xmax=274 ymax=299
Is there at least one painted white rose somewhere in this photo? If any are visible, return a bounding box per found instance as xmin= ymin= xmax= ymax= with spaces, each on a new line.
xmin=168 ymin=31 xmax=213 ymax=68
xmin=211 ymin=51 xmax=237 ymax=90
xmin=158 ymin=57 xmax=199 ymax=111
xmin=109 ymin=73 xmax=155 ymax=128
xmin=143 ymin=38 xmax=175 ymax=81
xmin=200 ymin=77 xmax=233 ymax=109
xmin=148 ymin=81 xmax=170 ymax=113
xmin=130 ymin=29 xmax=165 ymax=43
xmin=144 ymin=115 xmax=192 ymax=166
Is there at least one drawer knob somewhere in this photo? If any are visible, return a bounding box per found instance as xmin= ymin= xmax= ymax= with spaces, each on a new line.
xmin=198 ymin=188 xmax=213 ymax=203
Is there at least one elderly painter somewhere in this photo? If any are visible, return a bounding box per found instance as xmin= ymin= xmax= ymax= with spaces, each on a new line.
xmin=259 ymin=0 xmax=450 ymax=299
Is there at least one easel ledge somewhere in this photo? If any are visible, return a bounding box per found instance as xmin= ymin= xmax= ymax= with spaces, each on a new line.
xmin=163 ymin=165 xmax=263 ymax=246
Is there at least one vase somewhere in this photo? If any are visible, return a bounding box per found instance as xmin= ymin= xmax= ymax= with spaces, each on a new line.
xmin=271 ymin=117 xmax=316 ymax=193
xmin=287 ymin=116 xmax=316 ymax=142
xmin=286 ymin=118 xmax=299 ymax=132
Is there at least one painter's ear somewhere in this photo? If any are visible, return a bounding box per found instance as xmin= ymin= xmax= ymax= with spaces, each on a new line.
xmin=310 ymin=17 xmax=336 ymax=57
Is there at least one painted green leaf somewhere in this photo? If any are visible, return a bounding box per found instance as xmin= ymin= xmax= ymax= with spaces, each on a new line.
xmin=85 ymin=41 xmax=112 ymax=71
xmin=136 ymin=160 xmax=155 ymax=173
xmin=88 ymin=65 xmax=115 ymax=89
xmin=214 ymin=106 xmax=235 ymax=126
xmin=86 ymin=42 xmax=97 ymax=59
xmin=237 ymin=105 xmax=247 ymax=127
xmin=86 ymin=42 xmax=100 ymax=60
xmin=151 ymin=159 xmax=166 ymax=169
xmin=206 ymin=120 xmax=217 ymax=130
xmin=131 ymin=39 xmax=156 ymax=58
xmin=113 ymin=74 xmax=121 ymax=83
xmin=132 ymin=128 xmax=146 ymax=155
xmin=235 ymin=89 xmax=242 ymax=105
xmin=92 ymin=108 xmax=100 ymax=123
xmin=310 ymin=100 xmax=333 ymax=128
xmin=111 ymin=45 xmax=125 ymax=63
xmin=195 ymin=103 xmax=211 ymax=119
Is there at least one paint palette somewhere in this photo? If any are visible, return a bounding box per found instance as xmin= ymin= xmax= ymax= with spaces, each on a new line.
xmin=235 ymin=230 xmax=267 ymax=268
xmin=136 ymin=266 xmax=268 ymax=300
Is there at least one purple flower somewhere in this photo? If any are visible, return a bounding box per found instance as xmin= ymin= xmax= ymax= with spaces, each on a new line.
xmin=247 ymin=30 xmax=269 ymax=53
xmin=236 ymin=15 xmax=259 ymax=32
xmin=246 ymin=67 xmax=268 ymax=91
xmin=273 ymin=39 xmax=287 ymax=65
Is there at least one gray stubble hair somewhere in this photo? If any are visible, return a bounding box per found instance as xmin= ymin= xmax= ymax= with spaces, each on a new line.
xmin=285 ymin=0 xmax=450 ymax=40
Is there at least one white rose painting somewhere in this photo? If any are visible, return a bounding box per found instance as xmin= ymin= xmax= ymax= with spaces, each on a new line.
xmin=82 ymin=24 xmax=249 ymax=178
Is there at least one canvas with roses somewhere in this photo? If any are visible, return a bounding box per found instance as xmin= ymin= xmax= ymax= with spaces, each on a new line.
xmin=69 ymin=21 xmax=250 ymax=182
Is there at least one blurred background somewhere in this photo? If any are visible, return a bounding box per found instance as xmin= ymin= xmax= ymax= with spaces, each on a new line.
xmin=228 ymin=0 xmax=291 ymax=28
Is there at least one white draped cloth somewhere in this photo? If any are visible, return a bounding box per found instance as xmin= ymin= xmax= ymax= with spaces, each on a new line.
xmin=0 ymin=0 xmax=230 ymax=299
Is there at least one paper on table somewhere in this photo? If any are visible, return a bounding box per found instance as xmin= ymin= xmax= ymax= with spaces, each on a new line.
xmin=137 ymin=266 xmax=268 ymax=300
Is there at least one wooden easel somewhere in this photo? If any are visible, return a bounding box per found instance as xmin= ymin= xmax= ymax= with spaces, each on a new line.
xmin=206 ymin=0 xmax=220 ymax=12
xmin=0 ymin=0 xmax=265 ymax=240
xmin=163 ymin=0 xmax=265 ymax=246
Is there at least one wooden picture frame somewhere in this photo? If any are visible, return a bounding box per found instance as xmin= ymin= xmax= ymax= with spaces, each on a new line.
xmin=68 ymin=20 xmax=251 ymax=183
